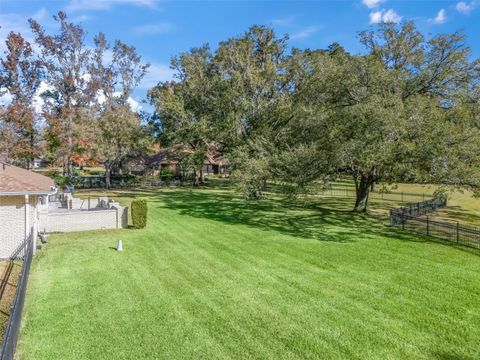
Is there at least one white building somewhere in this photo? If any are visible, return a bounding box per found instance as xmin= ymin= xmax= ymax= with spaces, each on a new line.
xmin=0 ymin=162 xmax=55 ymax=259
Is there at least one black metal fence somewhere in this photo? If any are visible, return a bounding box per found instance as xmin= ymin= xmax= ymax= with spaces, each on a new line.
xmin=390 ymin=197 xmax=447 ymax=223
xmin=390 ymin=197 xmax=480 ymax=250
xmin=395 ymin=215 xmax=480 ymax=250
xmin=319 ymin=185 xmax=431 ymax=203
xmin=1 ymin=234 xmax=33 ymax=360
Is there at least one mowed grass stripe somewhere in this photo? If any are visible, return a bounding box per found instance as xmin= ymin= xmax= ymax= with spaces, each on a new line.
xmin=17 ymin=187 xmax=480 ymax=360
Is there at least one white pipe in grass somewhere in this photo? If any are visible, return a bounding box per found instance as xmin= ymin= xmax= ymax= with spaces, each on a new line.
xmin=117 ymin=240 xmax=123 ymax=252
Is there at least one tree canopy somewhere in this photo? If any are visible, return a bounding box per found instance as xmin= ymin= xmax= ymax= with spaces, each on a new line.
xmin=149 ymin=22 xmax=480 ymax=211
xmin=1 ymin=15 xmax=479 ymax=210
xmin=1 ymin=11 xmax=150 ymax=187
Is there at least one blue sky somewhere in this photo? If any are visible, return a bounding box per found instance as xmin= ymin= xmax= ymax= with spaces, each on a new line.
xmin=1 ymin=0 xmax=479 ymax=108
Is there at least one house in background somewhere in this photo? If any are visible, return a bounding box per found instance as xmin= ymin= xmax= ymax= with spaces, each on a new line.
xmin=148 ymin=145 xmax=229 ymax=177
xmin=32 ymin=158 xmax=48 ymax=169
xmin=0 ymin=162 xmax=55 ymax=259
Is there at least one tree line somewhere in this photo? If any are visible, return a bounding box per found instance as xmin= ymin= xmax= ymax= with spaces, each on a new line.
xmin=149 ymin=23 xmax=480 ymax=211
xmin=0 ymin=11 xmax=150 ymax=188
xmin=1 ymin=13 xmax=479 ymax=211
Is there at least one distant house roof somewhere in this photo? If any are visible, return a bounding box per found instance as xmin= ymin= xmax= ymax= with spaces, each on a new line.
xmin=149 ymin=144 xmax=184 ymax=166
xmin=0 ymin=162 xmax=55 ymax=195
xmin=149 ymin=144 xmax=227 ymax=167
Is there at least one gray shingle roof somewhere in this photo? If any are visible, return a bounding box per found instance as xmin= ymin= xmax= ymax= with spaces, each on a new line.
xmin=0 ymin=162 xmax=55 ymax=195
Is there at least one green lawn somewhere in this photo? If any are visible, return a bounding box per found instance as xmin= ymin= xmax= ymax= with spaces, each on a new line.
xmin=18 ymin=186 xmax=480 ymax=359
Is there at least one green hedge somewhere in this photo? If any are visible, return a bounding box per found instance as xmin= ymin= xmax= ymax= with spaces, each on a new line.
xmin=131 ymin=199 xmax=148 ymax=229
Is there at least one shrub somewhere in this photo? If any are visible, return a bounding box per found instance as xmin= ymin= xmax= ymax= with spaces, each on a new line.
xmin=160 ymin=168 xmax=175 ymax=181
xmin=131 ymin=199 xmax=148 ymax=229
xmin=47 ymin=172 xmax=73 ymax=188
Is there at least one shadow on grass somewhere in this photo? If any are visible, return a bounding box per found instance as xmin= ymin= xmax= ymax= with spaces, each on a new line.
xmin=433 ymin=351 xmax=476 ymax=360
xmin=86 ymin=185 xmax=479 ymax=252
xmin=153 ymin=188 xmax=413 ymax=244
xmin=434 ymin=205 xmax=480 ymax=227
xmin=154 ymin=188 xmax=480 ymax=255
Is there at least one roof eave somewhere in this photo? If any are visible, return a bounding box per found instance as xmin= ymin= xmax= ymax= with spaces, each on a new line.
xmin=0 ymin=190 xmax=57 ymax=196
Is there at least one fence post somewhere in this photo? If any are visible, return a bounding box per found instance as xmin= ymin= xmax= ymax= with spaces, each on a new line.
xmin=457 ymin=222 xmax=460 ymax=243
xmin=402 ymin=216 xmax=405 ymax=231
xmin=426 ymin=216 xmax=429 ymax=236
xmin=423 ymin=193 xmax=425 ymax=202
xmin=401 ymin=192 xmax=404 ymax=202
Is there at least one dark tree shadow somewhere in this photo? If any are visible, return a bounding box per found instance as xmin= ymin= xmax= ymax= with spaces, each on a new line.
xmin=432 ymin=351 xmax=476 ymax=360
xmin=150 ymin=188 xmax=401 ymax=243
xmin=434 ymin=205 xmax=480 ymax=226
xmin=79 ymin=184 xmax=480 ymax=253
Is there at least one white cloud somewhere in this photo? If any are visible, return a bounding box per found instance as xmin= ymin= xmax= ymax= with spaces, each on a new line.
xmin=269 ymin=16 xmax=296 ymax=26
xmin=126 ymin=97 xmax=141 ymax=112
xmin=71 ymin=14 xmax=93 ymax=22
xmin=133 ymin=22 xmax=175 ymax=35
xmin=369 ymin=9 xmax=402 ymax=23
xmin=456 ymin=1 xmax=475 ymax=14
xmin=96 ymin=90 xmax=142 ymax=112
xmin=31 ymin=8 xmax=48 ymax=21
xmin=2 ymin=85 xmax=142 ymax=113
xmin=0 ymin=8 xmax=59 ymax=53
xmin=0 ymin=82 xmax=55 ymax=114
xmin=0 ymin=90 xmax=13 ymax=107
xmin=290 ymin=26 xmax=318 ymax=40
xmin=362 ymin=0 xmax=385 ymax=8
xmin=382 ymin=9 xmax=402 ymax=22
xmin=0 ymin=14 xmax=32 ymax=53
xmin=32 ymin=82 xmax=55 ymax=114
xmin=430 ymin=9 xmax=447 ymax=24
xmin=66 ymin=0 xmax=160 ymax=12
xmin=139 ymin=63 xmax=174 ymax=89
xmin=369 ymin=11 xmax=383 ymax=23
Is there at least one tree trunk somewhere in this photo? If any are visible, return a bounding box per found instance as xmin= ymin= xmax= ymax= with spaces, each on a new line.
xmin=65 ymin=112 xmax=74 ymax=177
xmin=105 ymin=163 xmax=112 ymax=189
xmin=370 ymin=181 xmax=376 ymax=192
xmin=192 ymin=170 xmax=198 ymax=186
xmin=66 ymin=134 xmax=73 ymax=177
xmin=353 ymin=174 xmax=372 ymax=212
xmin=29 ymin=131 xmax=35 ymax=170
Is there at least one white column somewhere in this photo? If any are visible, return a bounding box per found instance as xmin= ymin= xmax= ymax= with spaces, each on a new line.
xmin=25 ymin=194 xmax=30 ymax=256
xmin=33 ymin=196 xmax=38 ymax=255
xmin=24 ymin=194 xmax=36 ymax=256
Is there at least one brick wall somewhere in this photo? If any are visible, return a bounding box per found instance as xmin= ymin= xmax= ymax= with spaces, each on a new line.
xmin=40 ymin=209 xmax=126 ymax=233
xmin=0 ymin=195 xmax=37 ymax=259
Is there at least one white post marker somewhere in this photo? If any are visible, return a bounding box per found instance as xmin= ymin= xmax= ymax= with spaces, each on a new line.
xmin=117 ymin=240 xmax=123 ymax=252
